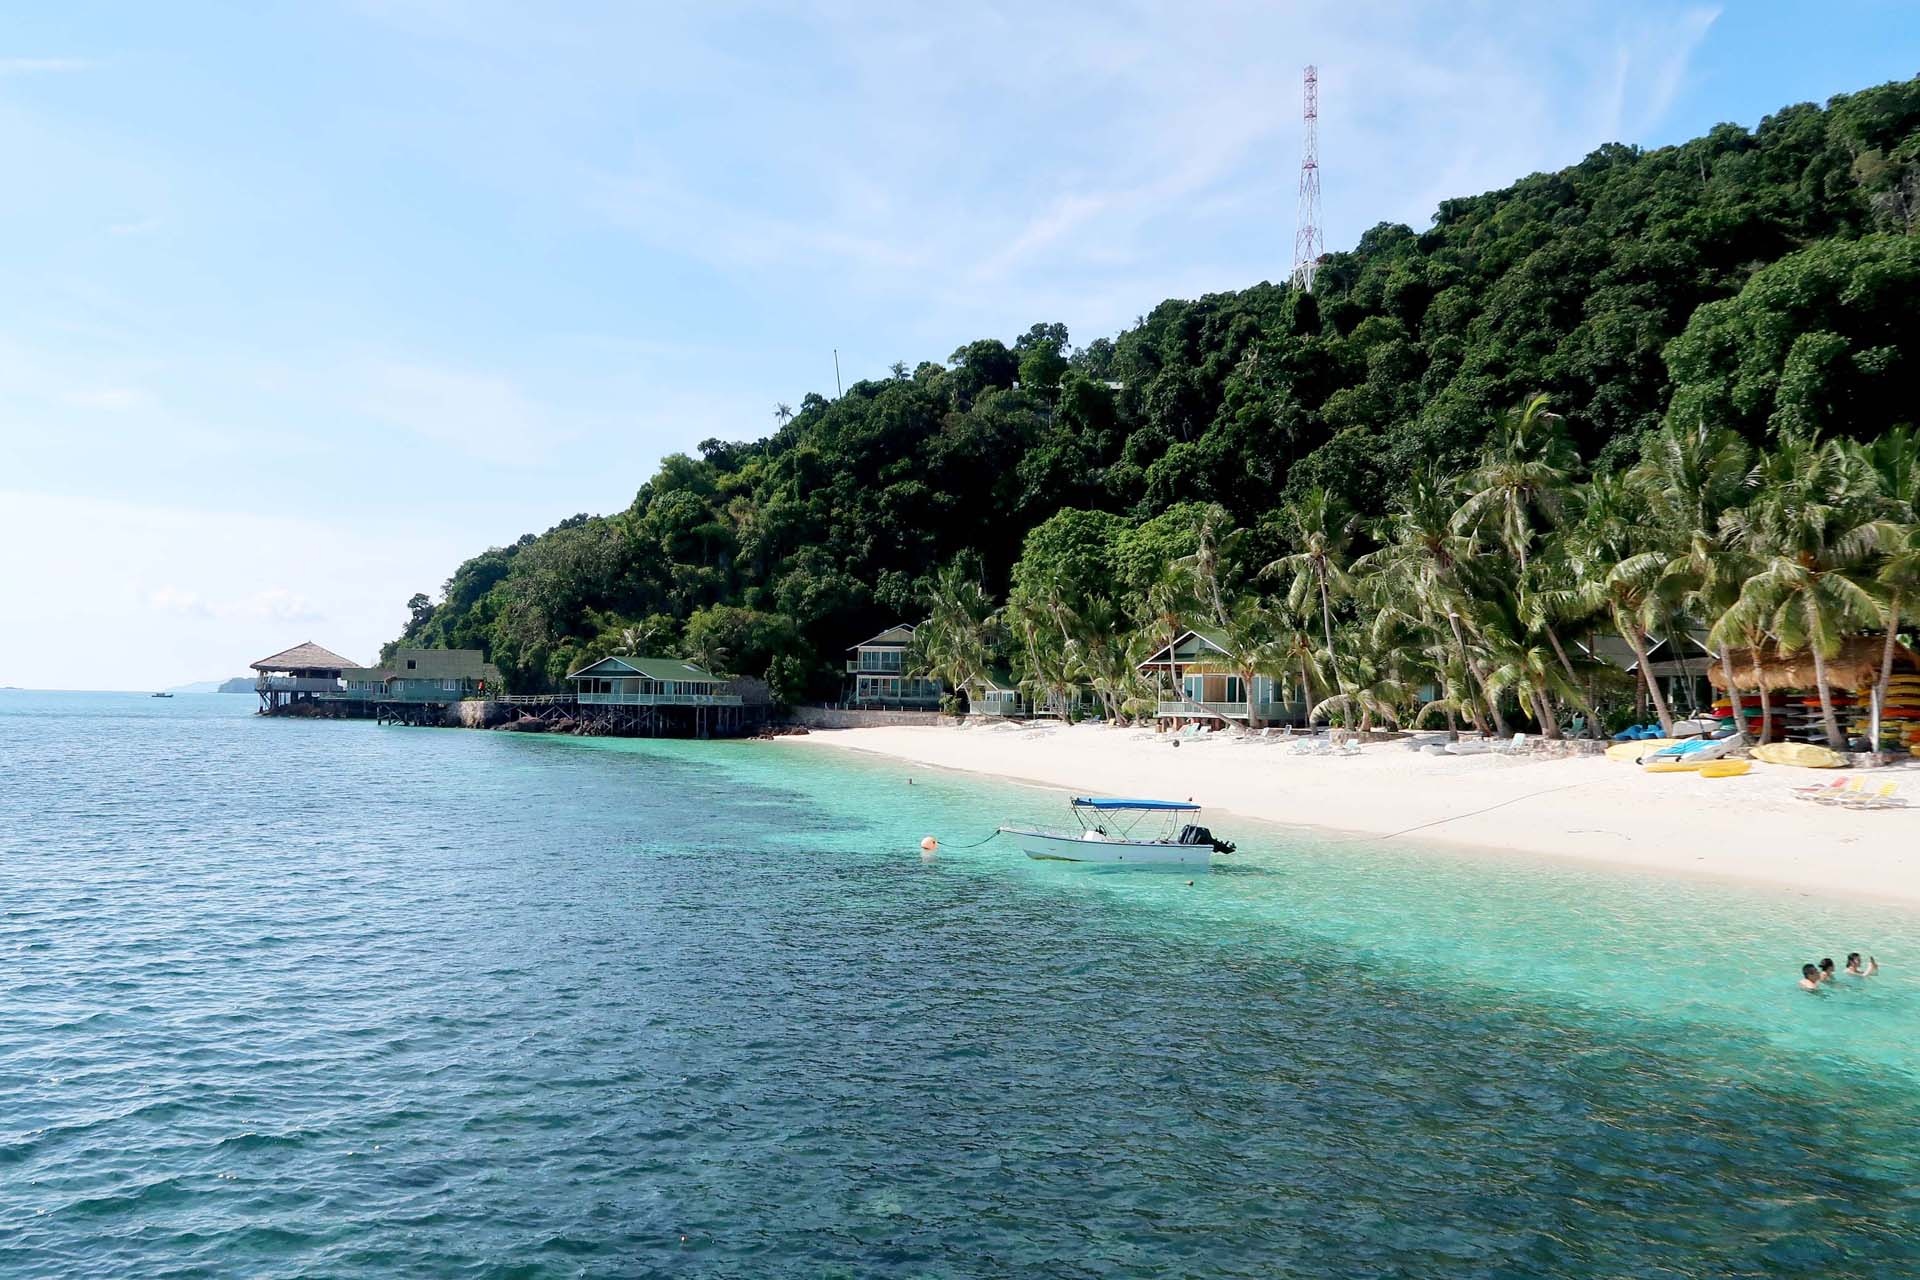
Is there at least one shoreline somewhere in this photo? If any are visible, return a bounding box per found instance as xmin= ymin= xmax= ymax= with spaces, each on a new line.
xmin=781 ymin=721 xmax=1920 ymax=908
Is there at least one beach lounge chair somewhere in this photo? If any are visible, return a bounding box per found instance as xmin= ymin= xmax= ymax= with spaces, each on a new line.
xmin=1806 ymin=779 xmax=1869 ymax=806
xmin=1792 ymin=776 xmax=1851 ymax=797
xmin=1839 ymin=783 xmax=1906 ymax=811
xmin=1492 ymin=732 xmax=1530 ymax=756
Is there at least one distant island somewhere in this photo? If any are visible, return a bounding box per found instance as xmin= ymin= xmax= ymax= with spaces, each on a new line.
xmin=163 ymin=678 xmax=256 ymax=694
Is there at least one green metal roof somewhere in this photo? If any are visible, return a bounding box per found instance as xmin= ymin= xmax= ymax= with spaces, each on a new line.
xmin=567 ymin=655 xmax=724 ymax=683
xmin=1137 ymin=628 xmax=1229 ymax=668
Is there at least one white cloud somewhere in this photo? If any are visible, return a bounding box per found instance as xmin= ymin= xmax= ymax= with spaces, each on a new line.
xmin=0 ymin=57 xmax=96 ymax=76
xmin=147 ymin=586 xmax=211 ymax=618
xmin=359 ymin=360 xmax=570 ymax=463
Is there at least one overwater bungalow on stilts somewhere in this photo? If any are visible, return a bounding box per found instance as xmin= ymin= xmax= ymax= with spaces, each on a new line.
xmin=251 ymin=641 xmax=363 ymax=714
xmin=249 ymin=639 xmax=758 ymax=737
xmin=564 ymin=656 xmax=746 ymax=737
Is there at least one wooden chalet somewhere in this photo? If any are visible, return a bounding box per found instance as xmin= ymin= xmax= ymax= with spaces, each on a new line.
xmin=1137 ymin=629 xmax=1300 ymax=726
xmin=565 ymin=655 xmax=746 ymax=737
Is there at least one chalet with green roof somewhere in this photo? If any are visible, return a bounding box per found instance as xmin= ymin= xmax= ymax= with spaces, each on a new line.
xmin=964 ymin=670 xmax=1024 ymax=718
xmin=1137 ymin=629 xmax=1300 ymax=725
xmin=845 ymin=623 xmax=943 ymax=708
xmin=344 ymin=649 xmax=502 ymax=702
xmin=566 ymin=656 xmax=743 ymax=707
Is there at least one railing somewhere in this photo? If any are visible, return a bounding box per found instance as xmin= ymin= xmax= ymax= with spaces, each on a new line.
xmin=845 ymin=660 xmax=907 ymax=674
xmin=498 ymin=694 xmax=574 ymax=706
xmin=1155 ymin=698 xmax=1299 ymax=720
xmin=575 ymin=692 xmax=744 ymax=707
xmin=256 ymin=676 xmax=345 ymax=693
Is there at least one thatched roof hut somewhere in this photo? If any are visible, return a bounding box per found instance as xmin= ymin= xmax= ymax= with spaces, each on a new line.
xmin=1706 ymin=636 xmax=1918 ymax=692
xmin=251 ymin=641 xmax=362 ymax=674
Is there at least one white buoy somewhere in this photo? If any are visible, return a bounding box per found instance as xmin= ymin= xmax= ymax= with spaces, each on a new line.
xmin=920 ymin=836 xmax=938 ymax=852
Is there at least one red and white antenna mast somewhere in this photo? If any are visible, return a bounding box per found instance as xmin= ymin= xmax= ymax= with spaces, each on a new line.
xmin=1290 ymin=65 xmax=1323 ymax=293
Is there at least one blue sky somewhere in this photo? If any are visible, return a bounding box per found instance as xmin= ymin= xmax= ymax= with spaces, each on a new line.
xmin=3 ymin=1 xmax=1916 ymax=688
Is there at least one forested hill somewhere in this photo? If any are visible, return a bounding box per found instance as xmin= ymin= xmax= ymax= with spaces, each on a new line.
xmin=393 ymin=77 xmax=1920 ymax=698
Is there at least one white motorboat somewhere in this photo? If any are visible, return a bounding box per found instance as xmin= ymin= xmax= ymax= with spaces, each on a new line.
xmin=999 ymin=797 xmax=1235 ymax=868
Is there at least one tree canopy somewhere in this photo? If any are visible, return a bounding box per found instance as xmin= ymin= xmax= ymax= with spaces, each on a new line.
xmin=389 ymin=77 xmax=1920 ymax=704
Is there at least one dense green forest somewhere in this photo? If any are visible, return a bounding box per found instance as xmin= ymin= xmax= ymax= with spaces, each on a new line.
xmin=392 ymin=77 xmax=1920 ymax=735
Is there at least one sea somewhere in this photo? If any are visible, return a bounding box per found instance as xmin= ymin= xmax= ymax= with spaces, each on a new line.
xmin=3 ymin=690 xmax=1918 ymax=1277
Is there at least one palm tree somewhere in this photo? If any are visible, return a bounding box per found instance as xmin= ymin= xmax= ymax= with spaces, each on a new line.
xmin=1865 ymin=428 xmax=1920 ymax=724
xmin=1213 ymin=598 xmax=1279 ymax=732
xmin=772 ymin=402 xmax=794 ymax=426
xmin=1354 ymin=466 xmax=1497 ymax=734
xmin=913 ymin=563 xmax=998 ymax=698
xmin=1454 ymin=394 xmax=1574 ymax=575
xmin=1263 ymin=487 xmax=1355 ymax=699
xmin=1560 ymin=472 xmax=1677 ymax=734
xmin=1175 ymin=503 xmax=1241 ymax=629
xmin=1515 ymin=542 xmax=1605 ymax=737
xmin=1720 ymin=434 xmax=1891 ymax=748
xmin=1141 ymin=560 xmax=1201 ymax=699
xmin=1632 ymin=421 xmax=1754 ymax=739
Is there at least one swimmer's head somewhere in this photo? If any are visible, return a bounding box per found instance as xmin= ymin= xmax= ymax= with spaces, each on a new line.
xmin=1802 ymin=963 xmax=1821 ymax=980
xmin=1819 ymin=958 xmax=1835 ymax=973
xmin=1847 ymin=952 xmax=1862 ymax=968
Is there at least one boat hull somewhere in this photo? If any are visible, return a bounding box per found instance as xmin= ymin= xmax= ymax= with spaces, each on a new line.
xmin=1001 ymin=827 xmax=1213 ymax=868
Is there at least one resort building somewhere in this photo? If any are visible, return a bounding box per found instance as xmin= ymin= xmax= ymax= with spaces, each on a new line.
xmin=964 ymin=671 xmax=1025 ymax=718
xmin=566 ymin=656 xmax=742 ymax=707
xmin=1138 ymin=629 xmax=1301 ymax=726
xmin=251 ymin=641 xmax=362 ymax=713
xmin=845 ymin=624 xmax=944 ymax=708
xmin=564 ymin=655 xmax=746 ymax=737
xmin=342 ymin=649 xmax=502 ymax=702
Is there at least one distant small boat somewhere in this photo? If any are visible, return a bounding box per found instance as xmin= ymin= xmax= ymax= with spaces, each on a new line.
xmin=150 ymin=692 xmax=174 ymax=698
xmin=1000 ymin=797 xmax=1235 ymax=868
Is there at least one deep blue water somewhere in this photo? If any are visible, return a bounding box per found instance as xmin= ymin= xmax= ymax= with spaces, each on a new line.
xmin=3 ymin=691 xmax=1919 ymax=1277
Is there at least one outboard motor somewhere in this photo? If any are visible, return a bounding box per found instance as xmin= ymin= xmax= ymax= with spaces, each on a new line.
xmin=1177 ymin=824 xmax=1236 ymax=854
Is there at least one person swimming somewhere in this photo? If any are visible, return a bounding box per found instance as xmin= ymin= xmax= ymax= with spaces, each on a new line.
xmin=1819 ymin=958 xmax=1837 ymax=982
xmin=1800 ymin=963 xmax=1825 ymax=991
xmin=1845 ymin=952 xmax=1879 ymax=977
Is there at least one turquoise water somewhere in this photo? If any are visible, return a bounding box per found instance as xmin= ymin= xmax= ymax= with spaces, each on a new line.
xmin=3 ymin=692 xmax=1918 ymax=1276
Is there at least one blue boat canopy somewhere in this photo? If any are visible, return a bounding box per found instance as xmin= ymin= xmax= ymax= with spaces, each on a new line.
xmin=1070 ymin=797 xmax=1201 ymax=812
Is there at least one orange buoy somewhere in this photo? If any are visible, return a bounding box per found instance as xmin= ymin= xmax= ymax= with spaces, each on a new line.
xmin=920 ymin=836 xmax=938 ymax=852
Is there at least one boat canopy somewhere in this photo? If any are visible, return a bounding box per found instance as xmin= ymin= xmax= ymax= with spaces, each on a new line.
xmin=1070 ymin=797 xmax=1200 ymax=812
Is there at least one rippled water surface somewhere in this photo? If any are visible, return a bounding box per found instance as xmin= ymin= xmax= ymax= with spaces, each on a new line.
xmin=4 ymin=692 xmax=1920 ymax=1277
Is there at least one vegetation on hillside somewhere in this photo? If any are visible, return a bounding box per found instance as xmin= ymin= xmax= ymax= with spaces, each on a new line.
xmin=391 ymin=78 xmax=1920 ymax=736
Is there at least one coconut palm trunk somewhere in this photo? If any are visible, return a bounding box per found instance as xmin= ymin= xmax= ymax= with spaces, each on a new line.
xmin=1532 ymin=688 xmax=1561 ymax=739
xmin=1543 ymin=625 xmax=1601 ymax=737
xmin=1444 ymin=611 xmax=1494 ymax=735
xmin=1617 ymin=611 xmax=1674 ymax=733
xmin=1749 ymin=651 xmax=1772 ymax=744
xmin=1715 ymin=645 xmax=1746 ymax=744
xmin=1877 ymin=591 xmax=1903 ymax=743
xmin=1810 ymin=642 xmax=1845 ymax=750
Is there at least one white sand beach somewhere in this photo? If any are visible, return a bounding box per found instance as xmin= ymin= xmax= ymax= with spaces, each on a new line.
xmin=786 ymin=722 xmax=1920 ymax=904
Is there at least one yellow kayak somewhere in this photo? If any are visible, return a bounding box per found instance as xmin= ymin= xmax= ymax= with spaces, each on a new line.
xmin=1750 ymin=742 xmax=1846 ymax=768
xmin=1643 ymin=757 xmax=1713 ymax=773
xmin=1697 ymin=759 xmax=1751 ymax=778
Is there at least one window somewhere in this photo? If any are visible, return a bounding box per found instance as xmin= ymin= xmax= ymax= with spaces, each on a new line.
xmin=407 ymin=659 xmax=417 ymax=670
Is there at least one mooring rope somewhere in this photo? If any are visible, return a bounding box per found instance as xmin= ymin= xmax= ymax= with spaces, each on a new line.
xmin=935 ymin=829 xmax=1005 ymax=850
xmin=1348 ymin=781 xmax=1589 ymax=843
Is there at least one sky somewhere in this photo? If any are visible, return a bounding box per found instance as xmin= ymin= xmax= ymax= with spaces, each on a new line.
xmin=2 ymin=2 xmax=1916 ymax=690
